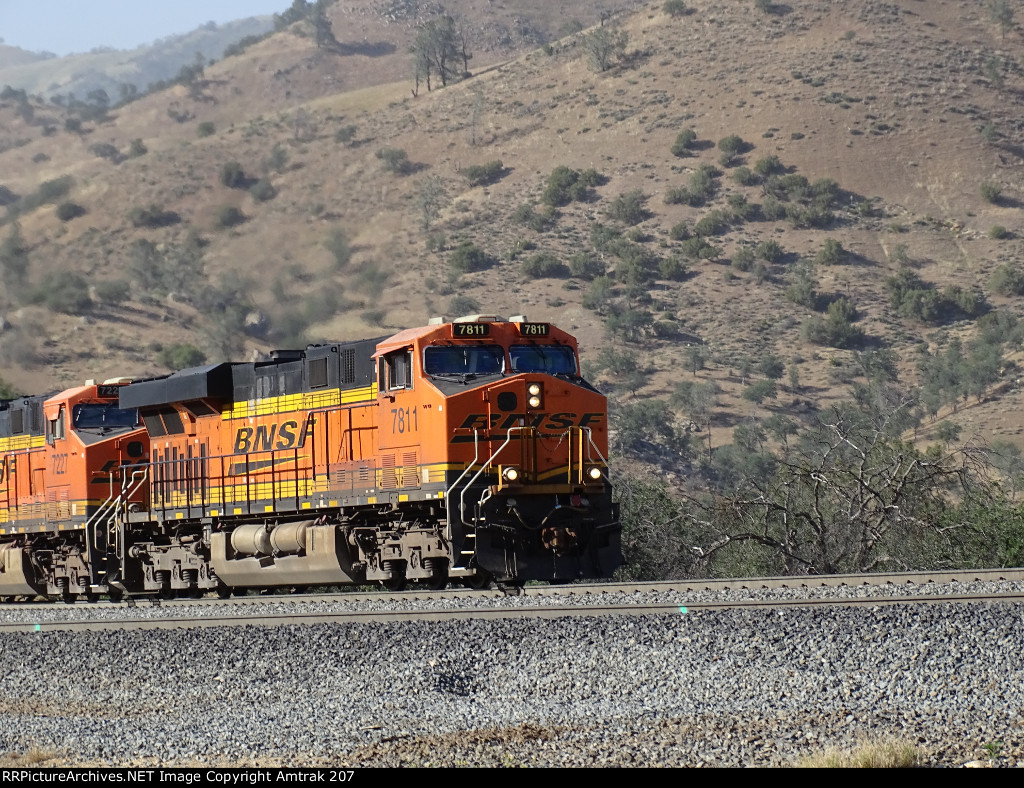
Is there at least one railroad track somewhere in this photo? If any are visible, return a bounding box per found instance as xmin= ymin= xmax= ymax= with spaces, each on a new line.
xmin=1 ymin=567 xmax=1021 ymax=632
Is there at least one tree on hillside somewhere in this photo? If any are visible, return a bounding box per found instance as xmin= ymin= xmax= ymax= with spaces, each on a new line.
xmin=276 ymin=0 xmax=310 ymax=30
xmin=410 ymin=16 xmax=465 ymax=93
xmin=312 ymin=0 xmax=338 ymax=49
xmin=582 ymin=25 xmax=628 ymax=72
xmin=988 ymin=0 xmax=1014 ymax=39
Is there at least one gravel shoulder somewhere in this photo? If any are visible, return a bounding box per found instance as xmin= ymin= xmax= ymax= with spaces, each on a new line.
xmin=0 ymin=598 xmax=1021 ymax=767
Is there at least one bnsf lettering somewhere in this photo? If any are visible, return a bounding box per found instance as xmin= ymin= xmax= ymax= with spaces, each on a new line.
xmin=233 ymin=420 xmax=304 ymax=453
xmin=457 ymin=412 xmax=604 ymax=432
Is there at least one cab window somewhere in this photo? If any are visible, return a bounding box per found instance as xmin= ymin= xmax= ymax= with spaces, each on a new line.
xmin=46 ymin=406 xmax=66 ymax=445
xmin=385 ymin=350 xmax=413 ymax=391
xmin=509 ymin=345 xmax=577 ymax=374
xmin=424 ymin=345 xmax=504 ymax=376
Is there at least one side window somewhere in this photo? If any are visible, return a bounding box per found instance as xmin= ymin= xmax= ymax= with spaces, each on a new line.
xmin=386 ymin=350 xmax=413 ymax=391
xmin=50 ymin=406 xmax=66 ymax=442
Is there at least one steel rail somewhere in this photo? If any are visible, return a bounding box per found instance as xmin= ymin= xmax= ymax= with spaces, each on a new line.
xmin=3 ymin=567 xmax=1023 ymax=611
xmin=2 ymin=591 xmax=1022 ymax=633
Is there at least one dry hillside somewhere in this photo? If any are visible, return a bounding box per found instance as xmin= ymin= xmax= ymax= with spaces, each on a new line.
xmin=1 ymin=0 xmax=1023 ymax=460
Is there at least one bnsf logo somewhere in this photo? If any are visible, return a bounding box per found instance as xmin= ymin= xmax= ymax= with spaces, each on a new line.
xmin=233 ymin=420 xmax=308 ymax=454
xmin=457 ymin=412 xmax=604 ymax=431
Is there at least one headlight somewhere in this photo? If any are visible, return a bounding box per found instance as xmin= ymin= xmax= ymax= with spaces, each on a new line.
xmin=528 ymin=383 xmax=542 ymax=396
xmin=527 ymin=395 xmax=542 ymax=408
xmin=587 ymin=466 xmax=603 ymax=481
xmin=502 ymin=466 xmax=521 ymax=483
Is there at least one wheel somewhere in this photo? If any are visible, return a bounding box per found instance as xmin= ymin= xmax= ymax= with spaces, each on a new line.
xmin=107 ymin=589 xmax=123 ymax=603
xmin=423 ymin=576 xmax=449 ymax=591
xmin=462 ymin=571 xmax=492 ymax=590
xmin=216 ymin=586 xmax=232 ymax=599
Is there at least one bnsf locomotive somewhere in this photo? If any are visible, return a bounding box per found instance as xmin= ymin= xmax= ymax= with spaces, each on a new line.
xmin=0 ymin=316 xmax=621 ymax=600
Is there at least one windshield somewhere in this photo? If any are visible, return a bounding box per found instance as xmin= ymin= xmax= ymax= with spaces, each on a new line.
xmin=72 ymin=403 xmax=139 ymax=430
xmin=510 ymin=345 xmax=577 ymax=374
xmin=424 ymin=345 xmax=505 ymax=376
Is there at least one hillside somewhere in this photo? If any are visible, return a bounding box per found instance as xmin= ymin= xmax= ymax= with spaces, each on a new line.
xmin=0 ymin=18 xmax=276 ymax=103
xmin=1 ymin=0 xmax=1023 ymax=465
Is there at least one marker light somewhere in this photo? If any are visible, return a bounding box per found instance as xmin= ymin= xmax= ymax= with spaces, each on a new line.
xmin=587 ymin=466 xmax=604 ymax=481
xmin=502 ymin=466 xmax=521 ymax=483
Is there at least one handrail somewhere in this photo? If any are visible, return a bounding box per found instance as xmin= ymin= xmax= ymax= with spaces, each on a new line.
xmin=456 ymin=426 xmax=528 ymax=530
xmin=444 ymin=431 xmax=480 ymax=540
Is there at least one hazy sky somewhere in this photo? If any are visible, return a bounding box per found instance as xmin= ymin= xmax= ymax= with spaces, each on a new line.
xmin=1 ymin=1 xmax=290 ymax=56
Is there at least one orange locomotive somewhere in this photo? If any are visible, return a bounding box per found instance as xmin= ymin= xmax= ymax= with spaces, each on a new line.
xmin=0 ymin=381 xmax=148 ymax=600
xmin=0 ymin=315 xmax=622 ymax=598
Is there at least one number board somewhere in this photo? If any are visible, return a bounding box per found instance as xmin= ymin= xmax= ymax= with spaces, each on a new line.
xmin=517 ymin=322 xmax=550 ymax=336
xmin=96 ymin=385 xmax=122 ymax=398
xmin=453 ymin=323 xmax=490 ymax=337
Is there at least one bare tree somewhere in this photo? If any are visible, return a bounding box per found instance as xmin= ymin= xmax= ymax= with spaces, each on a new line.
xmin=686 ymin=400 xmax=986 ymax=575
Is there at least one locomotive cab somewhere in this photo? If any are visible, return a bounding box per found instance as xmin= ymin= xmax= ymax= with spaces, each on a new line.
xmin=373 ymin=315 xmax=622 ymax=587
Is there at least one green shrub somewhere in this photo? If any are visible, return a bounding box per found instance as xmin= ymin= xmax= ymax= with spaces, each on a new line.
xmin=659 ymin=255 xmax=689 ymax=281
xmin=449 ymin=241 xmax=492 ymax=273
xmin=197 ymin=121 xmax=215 ymax=138
xmin=55 ymin=201 xmax=85 ymax=222
xmin=671 ymin=128 xmax=697 ymax=157
xmin=32 ymin=271 xmax=92 ymax=315
xmin=678 ymin=237 xmax=721 ymax=260
xmin=249 ymin=179 xmax=277 ymax=202
xmin=93 ymin=279 xmax=130 ymax=304
xmin=990 ymin=225 xmax=1009 ymax=239
xmin=334 ymin=125 xmax=357 ymax=144
xmin=663 ymin=0 xmax=688 ymax=16
xmin=512 ymin=203 xmax=557 ymax=232
xmin=128 ymin=138 xmax=147 ymax=158
xmin=521 ymin=253 xmax=570 ymax=278
xmin=731 ymin=246 xmax=755 ymax=272
xmin=980 ymin=180 xmax=1002 ymax=204
xmin=717 ymin=135 xmax=749 ymax=166
xmin=214 ymin=205 xmax=246 ymax=228
xmin=159 ymin=343 xmax=207 ymax=370
xmin=606 ymin=190 xmax=648 ymax=225
xmin=990 ymin=264 xmax=1024 ymax=296
xmin=220 ymin=161 xmax=247 ymax=188
xmin=569 ymin=252 xmax=606 ymax=280
xmin=761 ymin=195 xmax=786 ymax=221
xmin=733 ymin=166 xmax=757 ymax=186
xmin=376 ymin=147 xmax=412 ymax=175
xmin=448 ymin=295 xmax=480 ymax=315
xmin=726 ymin=193 xmax=754 ymax=221
xmin=324 ymin=228 xmax=351 ymax=269
xmin=663 ymin=187 xmax=691 ymax=206
xmin=693 ymin=209 xmax=731 ymax=237
xmin=753 ymin=155 xmax=784 ymax=177
xmin=464 ymin=160 xmax=504 ymax=187
xmin=816 ymin=237 xmax=845 ymax=265
xmin=669 ymin=221 xmax=691 ymax=241
xmin=90 ymin=142 xmax=121 ymax=163
xmin=542 ymin=166 xmax=601 ymax=206
xmin=756 ymin=239 xmax=784 ymax=263
xmin=128 ymin=204 xmax=179 ymax=228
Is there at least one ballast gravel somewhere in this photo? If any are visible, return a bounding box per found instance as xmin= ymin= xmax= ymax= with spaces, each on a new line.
xmin=0 ymin=596 xmax=1022 ymax=767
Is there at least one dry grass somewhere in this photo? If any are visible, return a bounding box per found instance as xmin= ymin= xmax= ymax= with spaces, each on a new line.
xmin=798 ymin=738 xmax=924 ymax=768
xmin=0 ymin=747 xmax=63 ymax=767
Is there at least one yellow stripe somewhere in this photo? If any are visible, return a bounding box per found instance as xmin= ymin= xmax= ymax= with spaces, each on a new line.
xmin=222 ymin=384 xmax=377 ymax=420
xmin=0 ymin=435 xmax=46 ymax=452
